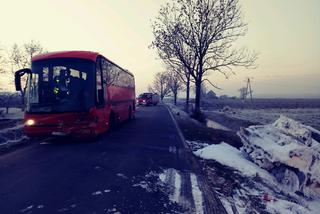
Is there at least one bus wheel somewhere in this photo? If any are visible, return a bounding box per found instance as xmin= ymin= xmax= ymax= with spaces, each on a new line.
xmin=109 ymin=112 xmax=116 ymax=130
xmin=128 ymin=107 xmax=134 ymax=120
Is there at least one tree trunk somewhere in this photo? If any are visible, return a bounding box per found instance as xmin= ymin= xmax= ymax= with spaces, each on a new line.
xmin=185 ymin=75 xmax=190 ymax=112
xmin=174 ymin=90 xmax=177 ymax=105
xmin=194 ymin=80 xmax=201 ymax=118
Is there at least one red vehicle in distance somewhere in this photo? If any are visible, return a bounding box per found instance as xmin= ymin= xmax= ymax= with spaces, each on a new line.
xmin=14 ymin=51 xmax=135 ymax=137
xmin=137 ymin=93 xmax=159 ymax=106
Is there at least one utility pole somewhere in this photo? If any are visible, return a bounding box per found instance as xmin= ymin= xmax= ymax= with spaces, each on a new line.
xmin=245 ymin=77 xmax=253 ymax=101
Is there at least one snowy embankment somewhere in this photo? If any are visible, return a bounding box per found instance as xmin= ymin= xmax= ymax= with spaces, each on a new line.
xmin=194 ymin=116 xmax=320 ymax=214
xmin=166 ymin=102 xmax=232 ymax=132
xmin=0 ymin=107 xmax=26 ymax=149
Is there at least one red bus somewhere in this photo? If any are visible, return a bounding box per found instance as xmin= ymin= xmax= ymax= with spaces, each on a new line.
xmin=14 ymin=51 xmax=135 ymax=137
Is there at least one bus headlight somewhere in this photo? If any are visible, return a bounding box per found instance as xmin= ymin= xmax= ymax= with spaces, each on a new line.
xmin=25 ymin=119 xmax=35 ymax=126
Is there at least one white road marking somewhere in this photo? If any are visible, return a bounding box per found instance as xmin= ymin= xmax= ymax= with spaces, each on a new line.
xmin=172 ymin=170 xmax=181 ymax=203
xmin=190 ymin=173 xmax=204 ymax=214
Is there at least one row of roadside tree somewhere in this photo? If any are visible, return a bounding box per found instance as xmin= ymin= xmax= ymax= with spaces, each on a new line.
xmin=149 ymin=0 xmax=257 ymax=119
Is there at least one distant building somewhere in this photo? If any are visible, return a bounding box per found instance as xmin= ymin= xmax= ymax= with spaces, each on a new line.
xmin=206 ymin=90 xmax=218 ymax=99
xmin=219 ymin=95 xmax=229 ymax=99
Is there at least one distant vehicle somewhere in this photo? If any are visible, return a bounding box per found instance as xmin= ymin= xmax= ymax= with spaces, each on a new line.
xmin=137 ymin=93 xmax=159 ymax=106
xmin=14 ymin=51 xmax=135 ymax=137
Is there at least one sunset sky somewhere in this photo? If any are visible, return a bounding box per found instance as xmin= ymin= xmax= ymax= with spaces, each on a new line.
xmin=0 ymin=0 xmax=319 ymax=98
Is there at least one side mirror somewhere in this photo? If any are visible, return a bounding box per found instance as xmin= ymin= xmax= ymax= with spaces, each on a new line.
xmin=15 ymin=68 xmax=31 ymax=91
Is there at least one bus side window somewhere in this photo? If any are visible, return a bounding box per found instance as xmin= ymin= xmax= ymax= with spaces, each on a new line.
xmin=101 ymin=58 xmax=108 ymax=102
xmin=96 ymin=57 xmax=104 ymax=106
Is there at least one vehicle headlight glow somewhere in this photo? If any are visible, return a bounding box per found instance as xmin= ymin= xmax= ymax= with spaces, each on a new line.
xmin=26 ymin=119 xmax=35 ymax=126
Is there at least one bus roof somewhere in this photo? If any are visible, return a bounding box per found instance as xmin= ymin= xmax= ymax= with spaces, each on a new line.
xmin=32 ymin=51 xmax=134 ymax=77
xmin=32 ymin=51 xmax=99 ymax=62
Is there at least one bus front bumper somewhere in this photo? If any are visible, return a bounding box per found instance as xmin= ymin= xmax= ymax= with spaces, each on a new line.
xmin=24 ymin=123 xmax=96 ymax=138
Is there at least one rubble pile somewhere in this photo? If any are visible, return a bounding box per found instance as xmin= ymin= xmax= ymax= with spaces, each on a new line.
xmin=238 ymin=115 xmax=320 ymax=198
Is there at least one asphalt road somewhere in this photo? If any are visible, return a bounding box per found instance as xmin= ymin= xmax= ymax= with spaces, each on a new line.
xmin=0 ymin=104 xmax=225 ymax=214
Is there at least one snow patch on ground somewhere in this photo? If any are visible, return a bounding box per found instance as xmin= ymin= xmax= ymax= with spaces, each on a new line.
xmin=158 ymin=168 xmax=182 ymax=203
xmin=0 ymin=124 xmax=24 ymax=134
xmin=194 ymin=142 xmax=273 ymax=181
xmin=92 ymin=191 xmax=103 ymax=196
xmin=116 ymin=173 xmax=128 ymax=179
xmin=186 ymin=140 xmax=209 ymax=152
xmin=0 ymin=136 xmax=28 ymax=147
xmin=206 ymin=119 xmax=231 ymax=131
xmin=132 ymin=181 xmax=149 ymax=191
xmin=20 ymin=205 xmax=33 ymax=213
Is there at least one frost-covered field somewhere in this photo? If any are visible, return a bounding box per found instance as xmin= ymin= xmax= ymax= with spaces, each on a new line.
xmin=214 ymin=108 xmax=320 ymax=130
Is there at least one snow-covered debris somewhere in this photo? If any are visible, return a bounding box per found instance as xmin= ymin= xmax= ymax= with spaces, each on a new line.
xmin=266 ymin=199 xmax=310 ymax=214
xmin=238 ymin=115 xmax=320 ymax=198
xmin=273 ymin=115 xmax=312 ymax=146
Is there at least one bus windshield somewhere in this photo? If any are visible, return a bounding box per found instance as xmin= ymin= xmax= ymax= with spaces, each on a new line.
xmin=27 ymin=58 xmax=95 ymax=113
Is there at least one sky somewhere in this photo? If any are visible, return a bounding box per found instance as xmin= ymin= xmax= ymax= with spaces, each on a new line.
xmin=0 ymin=0 xmax=319 ymax=98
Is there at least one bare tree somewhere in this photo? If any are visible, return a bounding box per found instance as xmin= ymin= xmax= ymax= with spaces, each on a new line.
xmin=151 ymin=4 xmax=198 ymax=112
xmin=149 ymin=72 xmax=171 ymax=101
xmin=0 ymin=44 xmax=8 ymax=74
xmin=8 ymin=40 xmax=46 ymax=110
xmin=152 ymin=0 xmax=257 ymax=118
xmin=166 ymin=69 xmax=184 ymax=105
xmin=0 ymin=92 xmax=19 ymax=114
xmin=24 ymin=40 xmax=45 ymax=63
xmin=238 ymin=87 xmax=247 ymax=100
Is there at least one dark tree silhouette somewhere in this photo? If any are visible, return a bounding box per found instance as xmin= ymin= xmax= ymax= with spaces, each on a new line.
xmin=166 ymin=69 xmax=184 ymax=105
xmin=8 ymin=40 xmax=46 ymax=110
xmin=149 ymin=72 xmax=171 ymax=101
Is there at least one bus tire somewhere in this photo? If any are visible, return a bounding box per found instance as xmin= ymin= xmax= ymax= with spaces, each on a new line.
xmin=128 ymin=107 xmax=134 ymax=120
xmin=109 ymin=112 xmax=116 ymax=130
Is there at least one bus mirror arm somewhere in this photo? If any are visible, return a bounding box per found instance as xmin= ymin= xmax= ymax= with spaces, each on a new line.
xmin=15 ymin=68 xmax=31 ymax=91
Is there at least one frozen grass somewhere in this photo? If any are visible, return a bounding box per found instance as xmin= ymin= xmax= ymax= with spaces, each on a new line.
xmin=213 ymin=108 xmax=320 ymax=130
